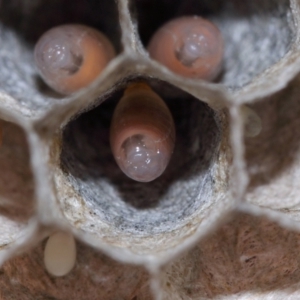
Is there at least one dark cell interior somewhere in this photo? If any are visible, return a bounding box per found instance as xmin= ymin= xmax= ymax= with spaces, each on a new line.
xmin=0 ymin=121 xmax=35 ymax=223
xmin=133 ymin=0 xmax=293 ymax=88
xmin=60 ymin=79 xmax=221 ymax=235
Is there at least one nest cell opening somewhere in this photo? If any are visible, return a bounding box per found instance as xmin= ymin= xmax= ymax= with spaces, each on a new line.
xmin=0 ymin=239 xmax=150 ymax=300
xmin=0 ymin=0 xmax=121 ymax=115
xmin=59 ymin=79 xmax=224 ymax=249
xmin=0 ymin=120 xmax=35 ymax=247
xmin=162 ymin=212 xmax=300 ymax=299
xmin=133 ymin=0 xmax=294 ymax=89
xmin=245 ymin=78 xmax=300 ymax=209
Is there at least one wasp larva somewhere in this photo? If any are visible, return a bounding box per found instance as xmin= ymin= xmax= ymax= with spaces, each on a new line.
xmin=34 ymin=24 xmax=116 ymax=95
xmin=110 ymin=83 xmax=175 ymax=182
xmin=148 ymin=16 xmax=223 ymax=81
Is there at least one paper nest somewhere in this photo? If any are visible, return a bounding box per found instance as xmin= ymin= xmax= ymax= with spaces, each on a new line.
xmin=0 ymin=0 xmax=300 ymax=299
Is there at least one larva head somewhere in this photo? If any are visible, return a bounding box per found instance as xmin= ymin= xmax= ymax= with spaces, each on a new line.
xmin=34 ymin=24 xmax=116 ymax=95
xmin=147 ymin=16 xmax=224 ymax=81
xmin=110 ymin=83 xmax=175 ymax=182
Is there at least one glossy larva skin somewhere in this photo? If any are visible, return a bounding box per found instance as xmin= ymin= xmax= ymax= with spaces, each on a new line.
xmin=110 ymin=83 xmax=175 ymax=182
xmin=148 ymin=16 xmax=224 ymax=80
xmin=44 ymin=232 xmax=76 ymax=277
xmin=34 ymin=24 xmax=116 ymax=95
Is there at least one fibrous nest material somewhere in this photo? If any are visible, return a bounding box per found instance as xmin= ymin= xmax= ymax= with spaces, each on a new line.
xmin=0 ymin=0 xmax=299 ymax=299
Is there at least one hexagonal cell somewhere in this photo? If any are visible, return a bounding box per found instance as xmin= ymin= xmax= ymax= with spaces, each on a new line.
xmin=0 ymin=0 xmax=121 ymax=116
xmin=133 ymin=0 xmax=294 ymax=89
xmin=0 ymin=120 xmax=35 ymax=247
xmin=53 ymin=79 xmax=229 ymax=254
xmin=244 ymin=76 xmax=300 ymax=211
xmin=160 ymin=212 xmax=300 ymax=299
xmin=0 ymin=238 xmax=150 ymax=300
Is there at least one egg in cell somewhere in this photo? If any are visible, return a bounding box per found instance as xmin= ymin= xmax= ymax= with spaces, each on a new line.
xmin=44 ymin=232 xmax=76 ymax=277
xmin=110 ymin=83 xmax=175 ymax=182
xmin=241 ymin=105 xmax=262 ymax=137
xmin=148 ymin=16 xmax=224 ymax=81
xmin=34 ymin=24 xmax=116 ymax=95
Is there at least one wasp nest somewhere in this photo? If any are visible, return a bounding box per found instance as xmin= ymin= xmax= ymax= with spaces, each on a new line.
xmin=0 ymin=0 xmax=300 ymax=299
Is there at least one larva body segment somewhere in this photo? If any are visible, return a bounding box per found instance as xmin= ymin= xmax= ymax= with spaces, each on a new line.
xmin=34 ymin=24 xmax=116 ymax=95
xmin=44 ymin=232 xmax=76 ymax=277
xmin=110 ymin=83 xmax=175 ymax=182
xmin=147 ymin=16 xmax=223 ymax=81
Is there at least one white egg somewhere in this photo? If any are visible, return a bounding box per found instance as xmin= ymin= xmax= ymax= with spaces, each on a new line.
xmin=241 ymin=105 xmax=262 ymax=137
xmin=44 ymin=232 xmax=76 ymax=276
